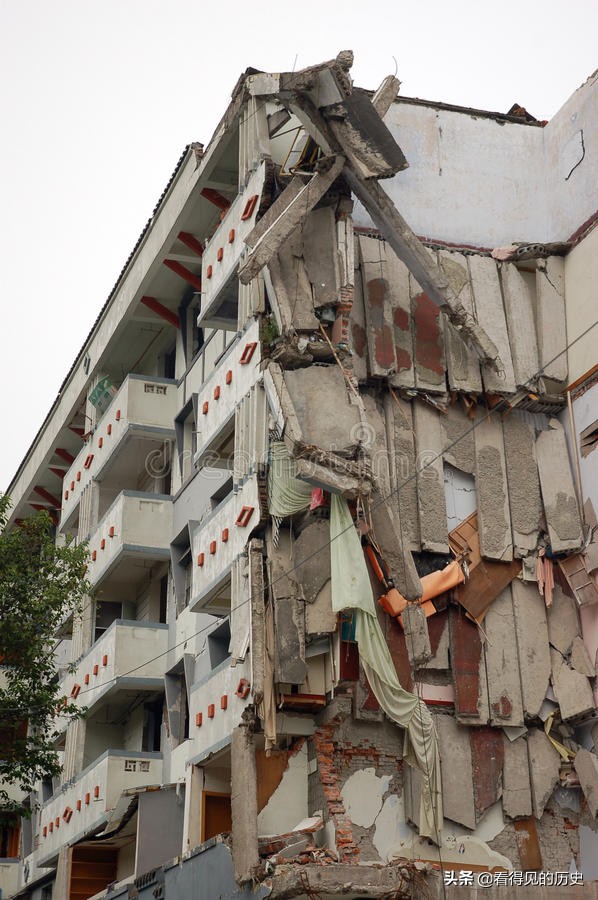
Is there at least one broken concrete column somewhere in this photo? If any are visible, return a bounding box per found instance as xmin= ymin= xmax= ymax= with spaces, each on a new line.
xmin=473 ymin=410 xmax=513 ymax=561
xmin=527 ymin=729 xmax=561 ymax=819
xmin=231 ymin=716 xmax=260 ymax=883
xmin=503 ymin=736 xmax=532 ymax=819
xmin=437 ymin=250 xmax=482 ymax=395
xmin=500 ymin=262 xmax=539 ymax=387
xmin=402 ymin=603 xmax=432 ymax=668
xmin=413 ymin=400 xmax=448 ymax=554
xmin=536 ymin=418 xmax=583 ymax=553
xmin=250 ymin=540 xmax=266 ymax=706
xmin=503 ymin=414 xmax=542 ymax=555
xmin=536 ymin=257 xmax=567 ymax=383
xmin=484 ymin=587 xmax=524 ymax=727
xmin=467 ymin=254 xmax=516 ymax=394
xmin=511 ymin=580 xmax=551 ymax=719
xmin=436 ymin=714 xmax=476 ymax=829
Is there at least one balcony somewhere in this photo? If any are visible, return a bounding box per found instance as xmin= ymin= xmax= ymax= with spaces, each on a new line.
xmin=198 ymin=160 xmax=266 ymax=329
xmin=59 ymin=621 xmax=168 ymax=726
xmin=87 ymin=491 xmax=172 ymax=587
xmin=193 ymin=318 xmax=261 ymax=466
xmin=187 ymin=657 xmax=252 ymax=763
xmin=61 ymin=375 xmax=177 ymax=529
xmin=35 ymin=750 xmax=162 ymax=866
xmin=190 ymin=476 xmax=261 ymax=614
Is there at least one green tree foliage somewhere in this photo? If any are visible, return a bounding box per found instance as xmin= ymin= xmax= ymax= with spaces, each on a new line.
xmin=0 ymin=495 xmax=90 ymax=817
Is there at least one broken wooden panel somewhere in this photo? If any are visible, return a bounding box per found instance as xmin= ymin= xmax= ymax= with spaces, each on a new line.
xmin=358 ymin=235 xmax=396 ymax=378
xmin=413 ymin=400 xmax=449 ymax=554
xmin=469 ymin=727 xmax=504 ymax=819
xmin=511 ymin=580 xmax=551 ymax=719
xmin=441 ymin=402 xmax=475 ymax=475
xmin=349 ymin=266 xmax=368 ymax=381
xmin=527 ymin=729 xmax=561 ymax=819
xmin=301 ymin=207 xmax=341 ymax=309
xmin=474 ymin=410 xmax=513 ymax=560
xmin=436 ymin=714 xmax=476 ymax=830
xmin=392 ymin=397 xmax=420 ymax=549
xmin=484 ymin=587 xmax=525 ymax=727
xmin=274 ymin=596 xmax=307 ymax=685
xmin=468 ymin=255 xmax=516 ymax=394
xmin=514 ymin=818 xmax=543 ymax=872
xmin=437 ymin=250 xmax=482 ymax=394
xmin=455 ymin=556 xmax=521 ymax=623
xmin=503 ymin=736 xmax=532 ymax=819
xmin=500 ymin=263 xmax=540 ymax=388
xmin=386 ymin=245 xmax=415 ymax=389
xmin=536 ymin=418 xmax=583 ymax=552
xmin=410 ymin=266 xmax=446 ymax=393
xmin=448 ymin=605 xmax=489 ymax=724
xmin=502 ymin=414 xmax=542 ymax=555
xmin=536 ymin=257 xmax=567 ymax=383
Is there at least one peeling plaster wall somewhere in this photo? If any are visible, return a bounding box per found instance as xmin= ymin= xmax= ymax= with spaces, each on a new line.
xmin=257 ymin=743 xmax=308 ymax=836
xmin=565 ymin=229 xmax=598 ymax=385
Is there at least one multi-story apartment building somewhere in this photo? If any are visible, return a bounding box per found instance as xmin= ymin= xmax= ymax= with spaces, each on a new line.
xmin=2 ymin=52 xmax=598 ymax=899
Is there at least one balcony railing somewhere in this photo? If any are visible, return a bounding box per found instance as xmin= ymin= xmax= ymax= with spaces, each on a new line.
xmin=36 ymin=750 xmax=162 ymax=865
xmin=61 ymin=375 xmax=176 ymax=528
xmin=190 ymin=476 xmax=261 ymax=613
xmin=58 ymin=621 xmax=168 ymax=725
xmin=87 ymin=491 xmax=172 ymax=587
xmin=193 ymin=318 xmax=261 ymax=466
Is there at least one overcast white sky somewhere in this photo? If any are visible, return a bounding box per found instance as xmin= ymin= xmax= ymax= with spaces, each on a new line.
xmin=1 ymin=0 xmax=597 ymax=492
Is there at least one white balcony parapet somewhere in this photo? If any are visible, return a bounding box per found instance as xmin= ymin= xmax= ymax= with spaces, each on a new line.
xmin=193 ymin=318 xmax=261 ymax=466
xmin=187 ymin=657 xmax=252 ymax=764
xmin=60 ymin=375 xmax=176 ymax=527
xmin=198 ymin=161 xmax=266 ymax=329
xmin=190 ymin=476 xmax=261 ymax=612
xmin=58 ymin=621 xmax=168 ymax=727
xmin=87 ymin=491 xmax=172 ymax=587
xmin=35 ymin=750 xmax=162 ymax=866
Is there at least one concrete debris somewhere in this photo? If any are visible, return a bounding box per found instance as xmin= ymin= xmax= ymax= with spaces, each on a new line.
xmin=449 ymin=605 xmax=490 ymax=725
xmin=371 ymin=74 xmax=401 ymax=118
xmin=547 ymin=585 xmax=580 ymax=656
xmin=484 ymin=587 xmax=525 ymax=727
xmin=500 ymin=263 xmax=540 ymax=388
xmin=282 ymin=365 xmax=362 ymax=455
xmin=574 ymin=748 xmax=598 ymax=818
xmin=470 ymin=727 xmax=504 ymax=819
xmin=437 ymin=250 xmax=482 ymax=394
xmin=368 ymin=487 xmax=422 ymax=599
xmin=473 ymin=410 xmax=513 ymax=561
xmin=306 ymin=581 xmax=336 ymax=635
xmin=536 ymin=256 xmax=567 ymax=383
xmin=468 ymin=254 xmax=516 ymax=393
xmin=550 ymin=647 xmax=595 ymax=721
xmin=402 ymin=602 xmax=432 ymax=668
xmin=436 ymin=713 xmax=476 ymax=829
xmin=503 ymin=736 xmax=532 ymax=819
xmin=413 ymin=400 xmax=449 ymax=554
xmin=491 ymin=241 xmax=571 ymax=262
xmin=536 ymin=418 xmax=584 ymax=553
xmin=292 ymin=521 xmax=331 ymax=604
xmin=527 ymin=729 xmax=561 ymax=819
xmin=274 ymin=596 xmax=307 ymax=685
xmin=511 ymin=580 xmax=551 ymax=719
xmin=570 ymin=635 xmax=595 ymax=677
xmin=502 ymin=414 xmax=543 ymax=555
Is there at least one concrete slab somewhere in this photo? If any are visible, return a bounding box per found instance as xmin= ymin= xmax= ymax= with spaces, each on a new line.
xmin=511 ymin=580 xmax=551 ymax=719
xmin=470 ymin=727 xmax=504 ymax=819
xmin=571 ymin=635 xmax=595 ymax=677
xmin=547 ymin=586 xmax=580 ymax=655
xmin=550 ymin=648 xmax=595 ymax=721
xmin=527 ymin=728 xmax=561 ymax=819
xmin=402 ymin=602 xmax=432 ymax=668
xmin=536 ymin=418 xmax=583 ymax=553
xmin=484 ymin=587 xmax=525 ymax=727
xmin=468 ymin=254 xmax=516 ymax=394
xmin=474 ymin=410 xmax=513 ymax=561
xmin=449 ymin=606 xmax=490 ymax=725
xmin=536 ymin=256 xmax=567 ymax=383
xmin=500 ymin=263 xmax=539 ymax=388
xmin=410 ymin=260 xmax=447 ymax=393
xmin=441 ymin=402 xmax=476 ymax=475
xmin=502 ymin=414 xmax=542 ymax=555
xmin=413 ymin=400 xmax=449 ymax=554
xmin=369 ymin=487 xmax=422 ymax=599
xmin=386 ymin=245 xmax=415 ymax=390
xmin=306 ymin=581 xmax=336 ymax=635
xmin=349 ymin=267 xmax=368 ymax=382
xmin=274 ymin=596 xmax=307 ymax=685
xmin=293 ymin=521 xmax=331 ymax=604
xmin=503 ymin=736 xmax=532 ymax=819
xmin=392 ymin=398 xmax=420 ymax=549
xmin=574 ymin=748 xmax=598 ymax=818
xmin=437 ymin=250 xmax=482 ymax=394
xmin=436 ymin=714 xmax=476 ymax=829
xmin=301 ymin=207 xmax=341 ymax=309
xmin=283 ymin=365 xmax=362 ymax=455
xmin=358 ymin=234 xmax=397 ymax=378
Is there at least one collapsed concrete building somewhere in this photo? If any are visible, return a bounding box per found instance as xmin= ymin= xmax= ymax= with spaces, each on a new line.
xmin=2 ymin=51 xmax=598 ymax=899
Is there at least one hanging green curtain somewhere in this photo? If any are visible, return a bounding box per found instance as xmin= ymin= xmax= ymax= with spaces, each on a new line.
xmin=268 ymin=441 xmax=313 ymax=518
xmin=330 ymin=494 xmax=443 ymax=842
